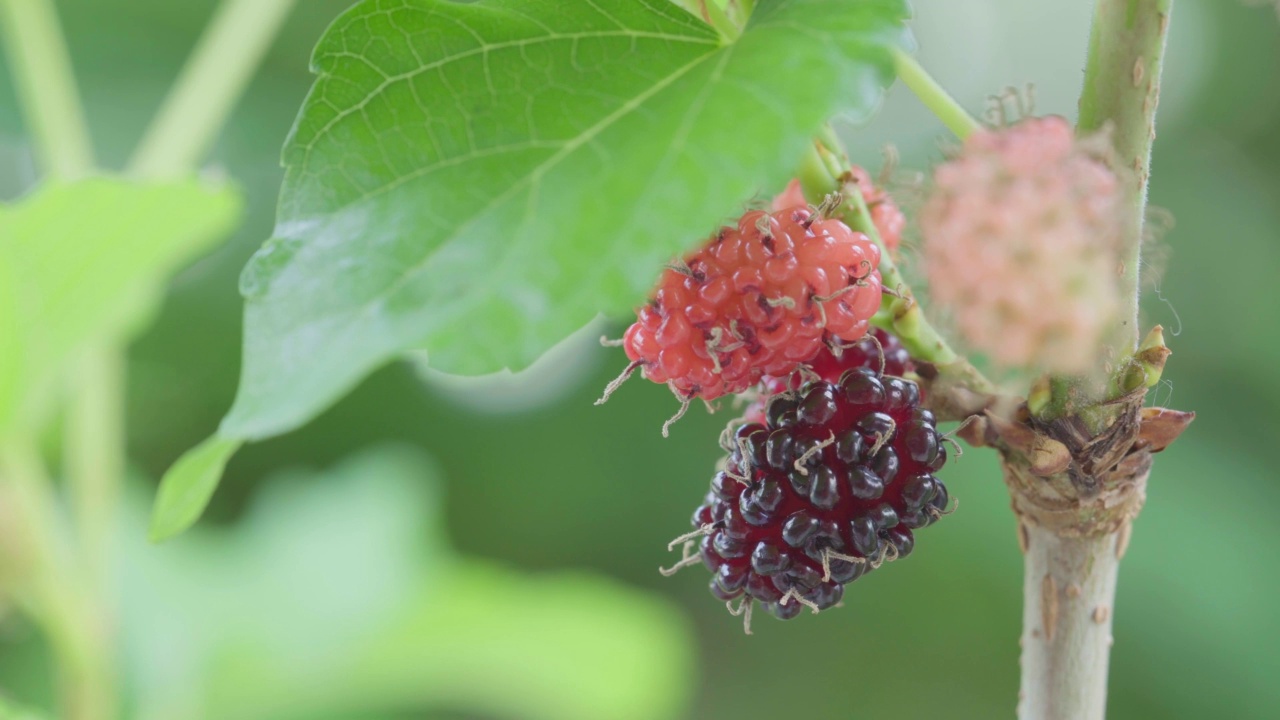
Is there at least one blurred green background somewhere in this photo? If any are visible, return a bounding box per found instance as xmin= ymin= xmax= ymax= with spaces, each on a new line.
xmin=2 ymin=0 xmax=1278 ymax=718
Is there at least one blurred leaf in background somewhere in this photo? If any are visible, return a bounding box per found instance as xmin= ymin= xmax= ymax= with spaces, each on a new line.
xmin=120 ymin=445 xmax=695 ymax=720
xmin=0 ymin=696 xmax=47 ymax=720
xmin=0 ymin=177 xmax=240 ymax=434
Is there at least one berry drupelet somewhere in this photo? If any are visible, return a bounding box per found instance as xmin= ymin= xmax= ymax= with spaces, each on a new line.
xmin=676 ymin=368 xmax=950 ymax=627
xmin=742 ymin=328 xmax=915 ymax=426
xmin=764 ymin=327 xmax=913 ymax=394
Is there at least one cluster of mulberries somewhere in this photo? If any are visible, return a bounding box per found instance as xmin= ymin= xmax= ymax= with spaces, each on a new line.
xmin=603 ymin=174 xmax=952 ymax=631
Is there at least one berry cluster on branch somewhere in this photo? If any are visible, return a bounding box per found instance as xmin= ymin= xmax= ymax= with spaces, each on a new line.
xmin=602 ymin=112 xmax=1193 ymax=635
xmin=603 ymin=171 xmax=959 ymax=631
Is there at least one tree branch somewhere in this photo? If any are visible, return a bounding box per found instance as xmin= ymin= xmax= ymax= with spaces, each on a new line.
xmin=1018 ymin=526 xmax=1124 ymax=720
xmin=1013 ymin=3 xmax=1174 ymax=717
xmin=1077 ymin=0 xmax=1172 ymax=362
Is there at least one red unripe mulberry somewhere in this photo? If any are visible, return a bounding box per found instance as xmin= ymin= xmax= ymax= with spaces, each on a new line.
xmin=625 ymin=206 xmax=883 ymax=401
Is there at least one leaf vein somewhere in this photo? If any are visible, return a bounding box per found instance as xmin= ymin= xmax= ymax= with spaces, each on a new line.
xmin=297 ymin=29 xmax=718 ymax=170
xmin=332 ymin=50 xmax=721 ymax=348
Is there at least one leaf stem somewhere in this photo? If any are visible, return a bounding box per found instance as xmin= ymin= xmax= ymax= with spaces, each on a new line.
xmin=62 ymin=350 xmax=123 ymax=720
xmin=65 ymin=348 xmax=123 ymax=591
xmin=0 ymin=440 xmax=114 ymax=720
xmin=891 ymin=47 xmax=982 ymax=140
xmin=138 ymin=0 xmax=295 ymax=546
xmin=129 ymin=0 xmax=297 ymax=178
xmin=0 ymin=0 xmax=94 ymax=176
xmin=670 ymin=0 xmax=754 ymax=41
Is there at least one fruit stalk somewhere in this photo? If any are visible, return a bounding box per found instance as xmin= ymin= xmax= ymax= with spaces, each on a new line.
xmin=891 ymin=48 xmax=981 ymax=140
xmin=1016 ymin=1 xmax=1172 ymax=718
xmin=798 ymin=129 xmax=997 ymax=420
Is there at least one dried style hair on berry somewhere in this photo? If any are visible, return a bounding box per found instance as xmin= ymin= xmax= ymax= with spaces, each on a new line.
xmin=601 ymin=197 xmax=884 ymax=428
xmin=921 ymin=115 xmax=1124 ymax=375
xmin=665 ymin=369 xmax=951 ymax=632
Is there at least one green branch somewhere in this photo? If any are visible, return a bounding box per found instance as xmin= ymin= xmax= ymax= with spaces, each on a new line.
xmin=0 ymin=439 xmax=114 ymax=720
xmin=1040 ymin=0 xmax=1172 ymax=421
xmin=65 ymin=348 xmax=123 ymax=590
xmin=892 ymin=47 xmax=982 ymax=140
xmin=4 ymin=1 xmax=298 ymax=718
xmin=0 ymin=0 xmax=94 ymax=176
xmin=1016 ymin=4 xmax=1175 ymax=718
xmin=799 ymin=127 xmax=995 ymax=420
xmin=130 ymin=0 xmax=297 ymax=177
xmin=0 ymin=4 xmax=116 ymax=718
xmin=1077 ymin=0 xmax=1171 ymax=359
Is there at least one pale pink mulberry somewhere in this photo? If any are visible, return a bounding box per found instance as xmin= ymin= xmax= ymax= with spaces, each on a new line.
xmin=920 ymin=116 xmax=1123 ymax=374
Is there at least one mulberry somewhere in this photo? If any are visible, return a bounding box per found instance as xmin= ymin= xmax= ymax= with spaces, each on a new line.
xmin=619 ymin=205 xmax=883 ymax=407
xmin=664 ymin=370 xmax=951 ymax=630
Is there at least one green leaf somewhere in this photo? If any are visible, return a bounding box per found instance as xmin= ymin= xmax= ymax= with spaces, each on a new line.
xmin=223 ymin=0 xmax=911 ymax=439
xmin=148 ymin=434 xmax=243 ymax=542
xmin=124 ymin=445 xmax=695 ymax=720
xmin=0 ymin=177 xmax=242 ymax=434
xmin=327 ymin=565 xmax=695 ymax=720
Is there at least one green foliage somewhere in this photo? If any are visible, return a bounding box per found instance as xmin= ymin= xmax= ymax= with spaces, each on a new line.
xmin=334 ymin=565 xmax=693 ymax=720
xmin=124 ymin=445 xmax=694 ymax=720
xmin=0 ymin=696 xmax=49 ymax=720
xmin=148 ymin=435 xmax=243 ymax=542
xmin=0 ymin=177 xmax=241 ymax=435
xmin=222 ymin=0 xmax=910 ymax=440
